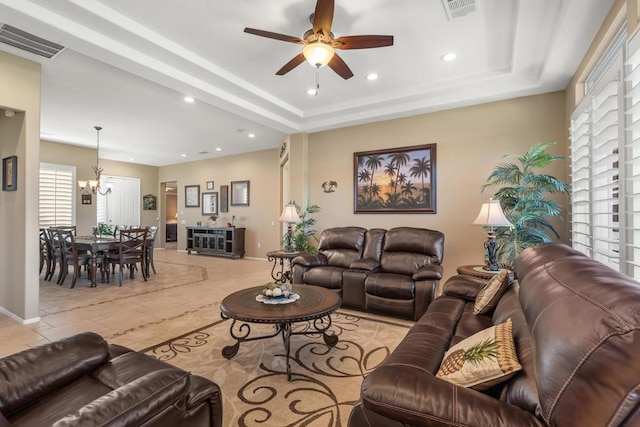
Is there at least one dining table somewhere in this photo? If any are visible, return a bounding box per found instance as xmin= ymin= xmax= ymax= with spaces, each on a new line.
xmin=75 ymin=236 xmax=118 ymax=287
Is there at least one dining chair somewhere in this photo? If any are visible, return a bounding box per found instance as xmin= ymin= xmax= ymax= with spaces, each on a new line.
xmin=105 ymin=228 xmax=148 ymax=286
xmin=39 ymin=228 xmax=54 ymax=279
xmin=145 ymin=225 xmax=158 ymax=277
xmin=54 ymin=228 xmax=93 ymax=288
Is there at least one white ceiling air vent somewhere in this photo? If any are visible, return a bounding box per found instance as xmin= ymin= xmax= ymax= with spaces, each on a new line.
xmin=442 ymin=0 xmax=479 ymax=20
xmin=0 ymin=23 xmax=65 ymax=59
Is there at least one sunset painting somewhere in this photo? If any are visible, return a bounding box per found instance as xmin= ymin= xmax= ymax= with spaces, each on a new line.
xmin=354 ymin=144 xmax=436 ymax=213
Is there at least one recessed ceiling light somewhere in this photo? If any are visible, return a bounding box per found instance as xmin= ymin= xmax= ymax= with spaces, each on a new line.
xmin=441 ymin=52 xmax=457 ymax=62
xmin=366 ymin=73 xmax=378 ymax=81
xmin=180 ymin=154 xmax=187 ymax=157
xmin=307 ymin=88 xmax=317 ymax=96
xmin=184 ymin=96 xmax=195 ymax=103
xmin=215 ymin=147 xmax=222 ymax=151
xmin=248 ymin=133 xmax=255 ymax=138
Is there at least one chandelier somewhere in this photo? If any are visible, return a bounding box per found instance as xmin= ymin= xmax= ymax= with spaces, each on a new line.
xmin=78 ymin=126 xmax=113 ymax=195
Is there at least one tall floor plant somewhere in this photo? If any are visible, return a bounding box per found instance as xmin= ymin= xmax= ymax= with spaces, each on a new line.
xmin=481 ymin=142 xmax=571 ymax=268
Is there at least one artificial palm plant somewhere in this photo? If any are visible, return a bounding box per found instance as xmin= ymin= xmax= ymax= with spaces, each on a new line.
xmin=284 ymin=201 xmax=321 ymax=253
xmin=481 ymin=142 xmax=571 ymax=269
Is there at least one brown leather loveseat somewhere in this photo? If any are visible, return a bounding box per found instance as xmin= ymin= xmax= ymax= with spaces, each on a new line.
xmin=0 ymin=332 xmax=222 ymax=426
xmin=291 ymin=226 xmax=444 ymax=320
xmin=349 ymin=243 xmax=640 ymax=426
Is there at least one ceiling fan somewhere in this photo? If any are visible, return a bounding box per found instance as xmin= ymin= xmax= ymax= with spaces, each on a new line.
xmin=244 ymin=0 xmax=394 ymax=80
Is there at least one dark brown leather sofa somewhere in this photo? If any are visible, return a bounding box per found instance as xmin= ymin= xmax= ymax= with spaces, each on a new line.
xmin=0 ymin=332 xmax=222 ymax=426
xmin=291 ymin=226 xmax=444 ymax=320
xmin=348 ymin=243 xmax=640 ymax=426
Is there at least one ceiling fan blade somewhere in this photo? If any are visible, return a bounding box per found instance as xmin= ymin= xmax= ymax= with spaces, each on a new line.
xmin=244 ymin=28 xmax=303 ymax=44
xmin=276 ymin=53 xmax=306 ymax=75
xmin=328 ymin=53 xmax=353 ymax=80
xmin=334 ymin=35 xmax=394 ymax=49
xmin=313 ymin=0 xmax=334 ymax=36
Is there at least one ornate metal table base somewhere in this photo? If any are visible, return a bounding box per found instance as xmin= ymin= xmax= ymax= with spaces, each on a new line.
xmin=221 ymin=313 xmax=338 ymax=381
xmin=266 ymin=250 xmax=301 ymax=284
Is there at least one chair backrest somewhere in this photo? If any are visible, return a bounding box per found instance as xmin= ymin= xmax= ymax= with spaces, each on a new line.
xmin=118 ymin=228 xmax=148 ymax=259
xmin=317 ymin=227 xmax=367 ymax=268
xmin=379 ymin=227 xmax=445 ymax=275
xmin=54 ymin=228 xmax=76 ymax=260
xmin=39 ymin=228 xmax=49 ymax=256
xmin=146 ymin=225 xmax=158 ymax=240
xmin=53 ymin=225 xmax=76 ymax=237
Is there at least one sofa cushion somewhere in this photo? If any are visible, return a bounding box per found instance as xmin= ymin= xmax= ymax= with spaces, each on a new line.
xmin=443 ymin=275 xmax=486 ymax=301
xmin=436 ymin=318 xmax=522 ymax=390
xmin=317 ymin=227 xmax=366 ymax=269
xmin=302 ymin=266 xmax=344 ymax=289
xmin=474 ymin=270 xmax=510 ymax=315
xmin=365 ymin=273 xmax=414 ymax=300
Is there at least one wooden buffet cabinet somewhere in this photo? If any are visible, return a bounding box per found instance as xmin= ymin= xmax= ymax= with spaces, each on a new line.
xmin=186 ymin=226 xmax=245 ymax=259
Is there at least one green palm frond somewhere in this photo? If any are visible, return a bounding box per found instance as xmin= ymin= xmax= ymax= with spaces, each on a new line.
xmin=481 ymin=142 xmax=570 ymax=268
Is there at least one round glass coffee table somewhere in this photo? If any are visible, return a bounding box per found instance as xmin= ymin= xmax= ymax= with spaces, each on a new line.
xmin=220 ymin=284 xmax=340 ymax=380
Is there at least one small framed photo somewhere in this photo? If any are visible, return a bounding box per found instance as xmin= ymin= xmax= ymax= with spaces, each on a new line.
xmin=185 ymin=185 xmax=200 ymax=207
xmin=143 ymin=194 xmax=157 ymax=210
xmin=202 ymin=192 xmax=218 ymax=216
xmin=2 ymin=155 xmax=17 ymax=191
xmin=206 ymin=181 xmax=214 ymax=190
xmin=81 ymin=194 xmax=92 ymax=205
xmin=231 ymin=180 xmax=250 ymax=206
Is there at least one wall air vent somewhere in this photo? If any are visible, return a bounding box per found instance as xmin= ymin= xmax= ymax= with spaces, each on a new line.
xmin=442 ymin=0 xmax=479 ymax=20
xmin=0 ymin=23 xmax=65 ymax=59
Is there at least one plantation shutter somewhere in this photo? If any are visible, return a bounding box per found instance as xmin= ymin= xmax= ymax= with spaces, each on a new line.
xmin=39 ymin=163 xmax=76 ymax=228
xmin=570 ymin=110 xmax=591 ymax=255
xmin=624 ymin=33 xmax=640 ymax=279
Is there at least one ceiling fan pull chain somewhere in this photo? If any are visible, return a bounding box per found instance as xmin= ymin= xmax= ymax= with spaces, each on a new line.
xmin=315 ymin=66 xmax=320 ymax=96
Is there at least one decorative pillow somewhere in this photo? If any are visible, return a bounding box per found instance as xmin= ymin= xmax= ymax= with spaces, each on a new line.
xmin=473 ymin=270 xmax=510 ymax=315
xmin=436 ymin=318 xmax=522 ymax=390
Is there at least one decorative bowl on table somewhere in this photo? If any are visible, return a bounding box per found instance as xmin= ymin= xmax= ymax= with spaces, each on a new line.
xmin=256 ymin=282 xmax=300 ymax=304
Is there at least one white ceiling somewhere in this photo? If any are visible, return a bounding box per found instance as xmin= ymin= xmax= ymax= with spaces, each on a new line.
xmin=0 ymin=0 xmax=614 ymax=166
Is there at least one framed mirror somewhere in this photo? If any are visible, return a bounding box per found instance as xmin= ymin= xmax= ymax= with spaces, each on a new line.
xmin=230 ymin=180 xmax=250 ymax=206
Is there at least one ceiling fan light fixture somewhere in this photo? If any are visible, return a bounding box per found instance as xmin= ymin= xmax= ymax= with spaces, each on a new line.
xmin=303 ymin=42 xmax=334 ymax=67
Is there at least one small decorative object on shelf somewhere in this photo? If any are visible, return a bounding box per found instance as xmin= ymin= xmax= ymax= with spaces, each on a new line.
xmin=256 ymin=282 xmax=299 ymax=304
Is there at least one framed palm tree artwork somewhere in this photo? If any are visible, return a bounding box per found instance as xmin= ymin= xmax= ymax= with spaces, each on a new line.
xmin=354 ymin=144 xmax=436 ymax=213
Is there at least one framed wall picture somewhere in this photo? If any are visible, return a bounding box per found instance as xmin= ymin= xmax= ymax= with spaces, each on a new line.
xmin=185 ymin=185 xmax=200 ymax=207
xmin=230 ymin=180 xmax=250 ymax=206
xmin=81 ymin=194 xmax=92 ymax=205
xmin=220 ymin=184 xmax=229 ymax=213
xmin=143 ymin=194 xmax=157 ymax=210
xmin=206 ymin=181 xmax=214 ymax=190
xmin=202 ymin=192 xmax=218 ymax=216
xmin=2 ymin=155 xmax=17 ymax=191
xmin=354 ymin=143 xmax=437 ymax=213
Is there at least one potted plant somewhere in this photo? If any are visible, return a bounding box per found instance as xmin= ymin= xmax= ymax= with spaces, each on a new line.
xmin=481 ymin=142 xmax=571 ymax=269
xmin=284 ymin=201 xmax=321 ymax=253
xmin=92 ymin=223 xmax=114 ymax=238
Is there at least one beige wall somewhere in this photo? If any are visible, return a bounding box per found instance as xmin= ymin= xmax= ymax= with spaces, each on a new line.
xmin=40 ymin=141 xmax=160 ymax=235
xmin=159 ymin=149 xmax=280 ymax=256
xmin=295 ymin=91 xmax=568 ymax=282
xmin=0 ymin=51 xmax=41 ymax=321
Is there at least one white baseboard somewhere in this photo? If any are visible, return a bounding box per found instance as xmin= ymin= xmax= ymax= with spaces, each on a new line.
xmin=0 ymin=306 xmax=40 ymax=324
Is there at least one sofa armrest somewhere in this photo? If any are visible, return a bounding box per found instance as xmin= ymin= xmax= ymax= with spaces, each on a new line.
xmin=291 ymin=253 xmax=328 ymax=267
xmin=0 ymin=332 xmax=110 ymax=417
xmin=349 ymin=258 xmax=380 ymax=271
xmin=412 ymin=264 xmax=443 ymax=281
xmin=442 ymin=275 xmax=487 ymax=301
xmin=361 ymin=366 xmax=542 ymax=426
xmin=53 ymin=369 xmax=189 ymax=427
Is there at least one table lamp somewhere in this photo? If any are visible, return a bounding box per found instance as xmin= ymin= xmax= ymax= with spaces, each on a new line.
xmin=279 ymin=204 xmax=302 ymax=253
xmin=472 ymin=198 xmax=512 ymax=271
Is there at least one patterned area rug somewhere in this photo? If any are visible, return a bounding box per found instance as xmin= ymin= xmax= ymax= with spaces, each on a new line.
xmin=142 ymin=311 xmax=411 ymax=426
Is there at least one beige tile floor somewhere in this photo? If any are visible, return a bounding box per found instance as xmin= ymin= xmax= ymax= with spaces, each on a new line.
xmin=0 ymin=250 xmax=274 ymax=358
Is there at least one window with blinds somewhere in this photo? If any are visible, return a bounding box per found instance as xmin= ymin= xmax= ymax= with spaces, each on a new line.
xmin=569 ymin=28 xmax=640 ymax=280
xmin=39 ymin=163 xmax=76 ymax=228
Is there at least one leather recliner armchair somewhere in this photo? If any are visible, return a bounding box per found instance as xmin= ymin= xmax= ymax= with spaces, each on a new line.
xmin=292 ymin=226 xmax=444 ymax=320
xmin=0 ymin=332 xmax=222 ymax=426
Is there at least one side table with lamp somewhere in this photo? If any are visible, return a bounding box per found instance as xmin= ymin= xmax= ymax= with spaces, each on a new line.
xmin=267 ymin=204 xmax=303 ymax=283
xmin=471 ymin=198 xmax=513 ymax=271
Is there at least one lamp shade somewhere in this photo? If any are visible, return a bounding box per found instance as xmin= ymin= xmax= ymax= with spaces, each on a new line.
xmin=472 ymin=199 xmax=512 ymax=227
xmin=278 ymin=205 xmax=301 ymax=224
xmin=303 ymin=42 xmax=335 ymax=67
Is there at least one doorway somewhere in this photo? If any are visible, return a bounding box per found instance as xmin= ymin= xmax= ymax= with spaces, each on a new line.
xmin=163 ymin=181 xmax=178 ymax=249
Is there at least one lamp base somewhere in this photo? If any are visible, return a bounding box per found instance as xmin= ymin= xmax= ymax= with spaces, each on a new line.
xmin=483 ymin=233 xmax=499 ymax=271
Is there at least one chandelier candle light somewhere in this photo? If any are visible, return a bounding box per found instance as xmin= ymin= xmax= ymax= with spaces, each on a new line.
xmin=78 ymin=126 xmax=113 ymax=195
xmin=472 ymin=198 xmax=513 ymax=271
xmin=279 ymin=204 xmax=302 ymax=253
